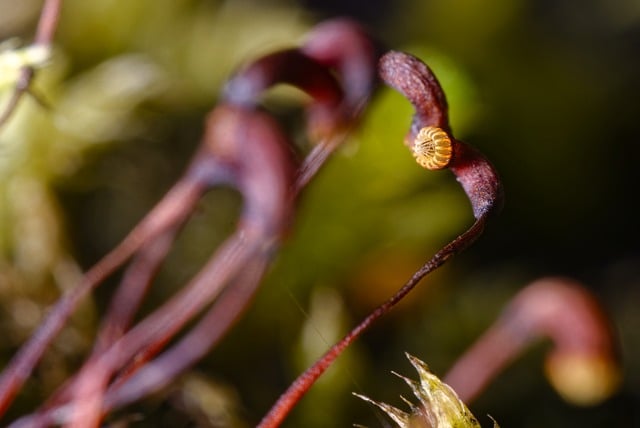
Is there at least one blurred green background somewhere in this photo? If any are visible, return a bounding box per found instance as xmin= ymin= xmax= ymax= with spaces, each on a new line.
xmin=0 ymin=0 xmax=639 ymax=426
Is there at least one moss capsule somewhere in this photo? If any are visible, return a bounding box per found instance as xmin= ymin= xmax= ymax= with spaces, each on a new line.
xmin=413 ymin=126 xmax=452 ymax=170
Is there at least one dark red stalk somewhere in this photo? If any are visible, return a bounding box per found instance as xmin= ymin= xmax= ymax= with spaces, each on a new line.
xmin=78 ymin=39 xmax=357 ymax=391
xmin=92 ymin=227 xmax=181 ymax=354
xmin=258 ymin=221 xmax=486 ymax=428
xmin=11 ymin=259 xmax=272 ymax=428
xmin=0 ymin=19 xmax=381 ymax=426
xmin=10 ymin=236 xmax=256 ymax=428
xmin=10 ymin=104 xmax=296 ymax=427
xmin=62 ymin=239 xmax=258 ymax=427
xmin=60 ymin=105 xmax=296 ymax=427
xmin=258 ymin=50 xmax=502 ymax=428
xmin=0 ymin=175 xmax=206 ymax=416
xmin=1 ymin=19 xmax=373 ymax=422
xmin=221 ymin=27 xmax=379 ymax=192
xmin=223 ymin=49 xmax=343 ymax=140
xmin=104 ymin=257 xmax=271 ymax=412
xmin=36 ymin=227 xmax=181 ymax=413
xmin=59 ymin=24 xmax=378 ymax=424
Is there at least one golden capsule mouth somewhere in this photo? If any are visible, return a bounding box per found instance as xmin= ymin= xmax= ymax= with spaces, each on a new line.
xmin=412 ymin=126 xmax=453 ymax=170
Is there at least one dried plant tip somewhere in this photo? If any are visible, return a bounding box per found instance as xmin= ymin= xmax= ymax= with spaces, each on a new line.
xmin=413 ymin=126 xmax=453 ymax=170
xmin=353 ymin=392 xmax=412 ymax=427
xmin=356 ymin=353 xmax=484 ymax=428
xmin=404 ymin=353 xmax=481 ymax=428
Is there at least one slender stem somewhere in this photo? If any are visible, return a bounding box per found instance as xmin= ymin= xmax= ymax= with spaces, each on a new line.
xmin=34 ymin=0 xmax=62 ymax=45
xmin=295 ymin=129 xmax=349 ymax=191
xmin=0 ymin=0 xmax=62 ymax=129
xmin=260 ymin=49 xmax=503 ymax=427
xmin=93 ymin=227 xmax=181 ymax=353
xmin=14 ymin=258 xmax=270 ymax=427
xmin=34 ymin=227 xmax=181 ymax=415
xmin=443 ymin=323 xmax=525 ymax=403
xmin=9 ymin=234 xmax=259 ymax=428
xmin=0 ymin=177 xmax=204 ymax=416
xmin=60 ymin=234 xmax=257 ymax=425
xmin=258 ymin=217 xmax=486 ymax=428
xmin=105 ymin=257 xmax=270 ymax=411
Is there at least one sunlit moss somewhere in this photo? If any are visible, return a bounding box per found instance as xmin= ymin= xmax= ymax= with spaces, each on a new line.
xmin=355 ymin=353 xmax=492 ymax=428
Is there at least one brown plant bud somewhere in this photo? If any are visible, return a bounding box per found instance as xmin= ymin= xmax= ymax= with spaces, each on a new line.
xmin=379 ymin=50 xmax=502 ymax=220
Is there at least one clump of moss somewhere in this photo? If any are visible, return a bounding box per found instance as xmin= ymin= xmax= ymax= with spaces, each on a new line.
xmin=355 ymin=353 xmax=495 ymax=428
